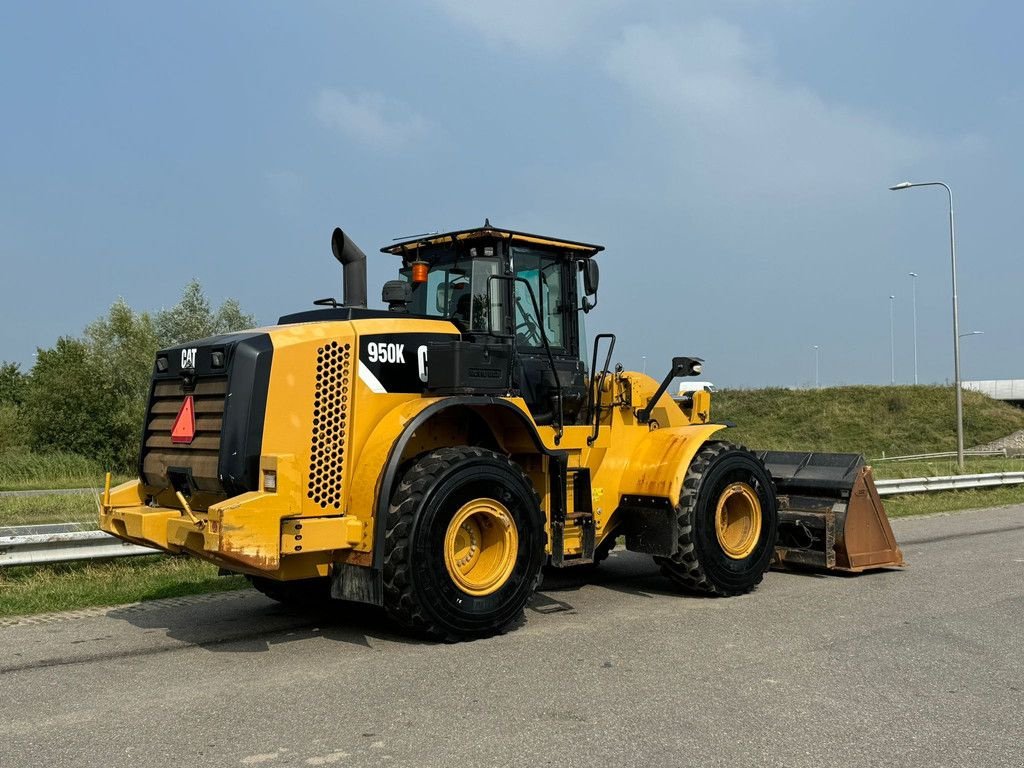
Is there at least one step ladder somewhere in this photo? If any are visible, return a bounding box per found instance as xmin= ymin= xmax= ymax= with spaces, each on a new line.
xmin=549 ymin=466 xmax=595 ymax=567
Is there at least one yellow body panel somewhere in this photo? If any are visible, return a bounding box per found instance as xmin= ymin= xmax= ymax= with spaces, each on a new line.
xmin=615 ymin=424 xmax=726 ymax=507
xmin=99 ymin=315 xmax=727 ymax=578
xmin=281 ymin=516 xmax=364 ymax=555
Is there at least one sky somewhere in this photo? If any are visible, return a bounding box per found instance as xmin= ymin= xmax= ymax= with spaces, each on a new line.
xmin=2 ymin=1 xmax=1022 ymax=388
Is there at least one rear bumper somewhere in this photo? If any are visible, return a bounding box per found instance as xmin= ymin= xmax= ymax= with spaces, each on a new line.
xmin=99 ymin=480 xmax=366 ymax=579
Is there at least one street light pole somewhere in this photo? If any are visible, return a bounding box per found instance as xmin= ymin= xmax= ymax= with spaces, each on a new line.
xmin=889 ymin=295 xmax=896 ymax=385
xmin=909 ymin=272 xmax=919 ymax=385
xmin=890 ymin=180 xmax=964 ymax=470
xmin=813 ymin=345 xmax=820 ymax=389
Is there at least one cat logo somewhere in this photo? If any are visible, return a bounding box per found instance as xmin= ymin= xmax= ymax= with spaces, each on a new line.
xmin=181 ymin=348 xmax=197 ymax=369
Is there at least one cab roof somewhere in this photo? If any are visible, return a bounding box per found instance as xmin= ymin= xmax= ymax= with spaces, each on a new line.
xmin=380 ymin=223 xmax=604 ymax=258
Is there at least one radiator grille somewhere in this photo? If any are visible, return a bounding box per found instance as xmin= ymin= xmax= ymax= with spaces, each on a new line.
xmin=308 ymin=341 xmax=352 ymax=509
xmin=142 ymin=376 xmax=228 ymax=493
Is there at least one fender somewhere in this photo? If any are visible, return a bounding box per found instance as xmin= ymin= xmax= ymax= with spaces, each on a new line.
xmin=345 ymin=396 xmax=559 ymax=572
xmin=617 ymin=424 xmax=728 ymax=507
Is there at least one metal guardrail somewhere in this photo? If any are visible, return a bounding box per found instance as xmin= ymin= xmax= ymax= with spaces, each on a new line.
xmin=3 ymin=470 xmax=1024 ymax=567
xmin=0 ymin=523 xmax=158 ymax=567
xmin=874 ymin=471 xmax=1024 ymax=496
xmin=873 ymin=449 xmax=1008 ymax=463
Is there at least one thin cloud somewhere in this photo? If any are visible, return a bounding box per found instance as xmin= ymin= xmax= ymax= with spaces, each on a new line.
xmin=428 ymin=0 xmax=623 ymax=53
xmin=314 ymin=89 xmax=428 ymax=151
xmin=604 ymin=20 xmax=939 ymax=202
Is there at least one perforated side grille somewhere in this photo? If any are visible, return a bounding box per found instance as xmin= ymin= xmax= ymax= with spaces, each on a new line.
xmin=308 ymin=341 xmax=352 ymax=509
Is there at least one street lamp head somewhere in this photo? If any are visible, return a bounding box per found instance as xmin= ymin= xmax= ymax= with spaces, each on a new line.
xmin=889 ymin=295 xmax=895 ymax=300
xmin=909 ymin=272 xmax=918 ymax=277
xmin=889 ymin=182 xmax=913 ymax=190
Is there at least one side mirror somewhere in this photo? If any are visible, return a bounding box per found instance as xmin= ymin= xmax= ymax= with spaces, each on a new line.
xmin=580 ymin=259 xmax=599 ymax=313
xmin=582 ymin=260 xmax=599 ymax=296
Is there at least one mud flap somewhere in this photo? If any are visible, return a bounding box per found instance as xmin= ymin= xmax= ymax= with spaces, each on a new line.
xmin=758 ymin=451 xmax=905 ymax=573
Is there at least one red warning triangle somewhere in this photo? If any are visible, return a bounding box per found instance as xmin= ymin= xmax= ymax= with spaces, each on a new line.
xmin=171 ymin=395 xmax=196 ymax=444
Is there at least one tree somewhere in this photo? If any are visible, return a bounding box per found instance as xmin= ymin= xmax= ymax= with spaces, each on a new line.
xmin=22 ymin=336 xmax=123 ymax=466
xmin=0 ymin=362 xmax=29 ymax=451
xmin=22 ymin=282 xmax=257 ymax=469
xmin=0 ymin=361 xmax=27 ymax=405
xmin=155 ymin=280 xmax=256 ymax=346
xmin=214 ymin=297 xmax=257 ymax=336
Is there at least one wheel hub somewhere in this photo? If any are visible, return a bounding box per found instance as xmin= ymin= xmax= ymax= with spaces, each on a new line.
xmin=715 ymin=482 xmax=762 ymax=560
xmin=444 ymin=498 xmax=519 ymax=596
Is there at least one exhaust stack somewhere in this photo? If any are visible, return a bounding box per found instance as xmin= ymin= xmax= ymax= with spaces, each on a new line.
xmin=331 ymin=228 xmax=368 ymax=308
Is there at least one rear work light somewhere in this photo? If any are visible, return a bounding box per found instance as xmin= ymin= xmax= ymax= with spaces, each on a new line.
xmin=263 ymin=469 xmax=277 ymax=492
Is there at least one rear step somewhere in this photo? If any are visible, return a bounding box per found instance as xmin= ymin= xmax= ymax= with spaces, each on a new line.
xmin=758 ymin=451 xmax=906 ymax=573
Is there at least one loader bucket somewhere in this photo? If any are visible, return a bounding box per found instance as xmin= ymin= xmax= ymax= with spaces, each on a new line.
xmin=757 ymin=451 xmax=906 ymax=573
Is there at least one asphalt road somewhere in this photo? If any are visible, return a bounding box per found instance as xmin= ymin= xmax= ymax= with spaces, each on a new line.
xmin=1 ymin=507 xmax=1022 ymax=768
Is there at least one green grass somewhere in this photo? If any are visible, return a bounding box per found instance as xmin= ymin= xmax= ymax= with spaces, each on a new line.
xmin=0 ymin=450 xmax=128 ymax=491
xmin=714 ymin=385 xmax=1024 ymax=458
xmin=0 ymin=556 xmax=248 ymax=618
xmin=0 ymin=493 xmax=102 ymax=528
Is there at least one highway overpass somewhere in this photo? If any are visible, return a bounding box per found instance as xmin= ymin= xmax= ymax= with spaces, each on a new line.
xmin=963 ymin=379 xmax=1024 ymax=406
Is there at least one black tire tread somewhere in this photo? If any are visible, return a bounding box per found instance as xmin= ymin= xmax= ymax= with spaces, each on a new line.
xmin=657 ymin=440 xmax=773 ymax=597
xmin=382 ymin=446 xmax=543 ymax=641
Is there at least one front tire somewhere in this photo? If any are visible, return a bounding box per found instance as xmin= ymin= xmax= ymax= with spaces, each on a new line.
xmin=655 ymin=441 xmax=777 ymax=596
xmin=382 ymin=447 xmax=546 ymax=640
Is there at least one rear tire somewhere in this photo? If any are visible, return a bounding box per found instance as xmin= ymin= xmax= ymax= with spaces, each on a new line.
xmin=655 ymin=441 xmax=777 ymax=596
xmin=382 ymin=446 xmax=545 ymax=641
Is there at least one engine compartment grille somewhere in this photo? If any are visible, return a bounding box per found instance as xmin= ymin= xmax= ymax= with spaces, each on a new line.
xmin=142 ymin=376 xmax=228 ymax=493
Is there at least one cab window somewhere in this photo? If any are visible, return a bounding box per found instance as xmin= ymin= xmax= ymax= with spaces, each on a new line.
xmin=512 ymin=247 xmax=565 ymax=350
xmin=402 ymin=250 xmax=501 ymax=334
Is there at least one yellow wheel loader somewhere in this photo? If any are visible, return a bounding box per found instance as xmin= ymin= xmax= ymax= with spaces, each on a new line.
xmin=100 ymin=224 xmax=903 ymax=640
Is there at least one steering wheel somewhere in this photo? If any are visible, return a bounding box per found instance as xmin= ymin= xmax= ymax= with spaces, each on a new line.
xmin=516 ymin=318 xmax=542 ymax=346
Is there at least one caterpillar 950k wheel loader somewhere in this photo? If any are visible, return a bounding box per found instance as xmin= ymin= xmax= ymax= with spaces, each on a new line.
xmin=100 ymin=224 xmax=903 ymax=640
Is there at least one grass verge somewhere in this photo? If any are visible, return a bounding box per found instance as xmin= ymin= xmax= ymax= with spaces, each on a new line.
xmin=0 ymin=556 xmax=248 ymax=619
xmin=0 ymin=450 xmax=129 ymax=491
xmin=715 ymin=385 xmax=1024 ymax=457
xmin=0 ymin=493 xmax=101 ymax=527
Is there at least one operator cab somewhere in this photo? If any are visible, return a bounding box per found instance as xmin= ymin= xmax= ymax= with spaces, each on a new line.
xmin=382 ymin=222 xmax=603 ymax=429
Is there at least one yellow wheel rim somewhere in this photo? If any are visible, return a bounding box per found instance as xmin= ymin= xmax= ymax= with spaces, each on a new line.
xmin=443 ymin=498 xmax=519 ymax=596
xmin=714 ymin=482 xmax=762 ymax=560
